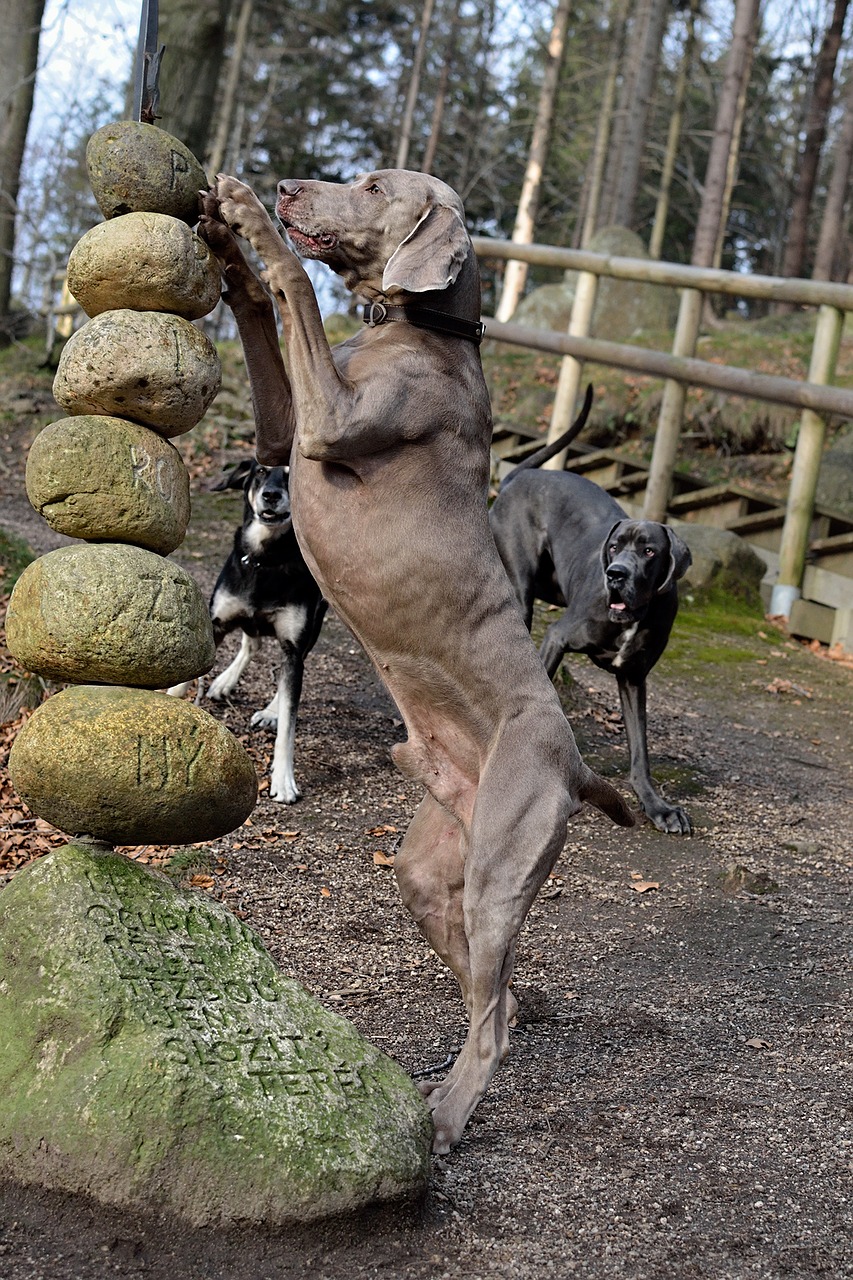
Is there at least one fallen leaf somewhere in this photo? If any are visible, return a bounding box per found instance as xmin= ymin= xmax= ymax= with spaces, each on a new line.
xmin=632 ymin=880 xmax=660 ymax=893
xmin=188 ymin=874 xmax=215 ymax=890
xmin=281 ymin=830 xmax=301 ymax=840
xmin=320 ymin=886 xmax=331 ymax=897
xmin=744 ymin=1037 xmax=770 ymax=1050
xmin=366 ymin=824 xmax=398 ymax=836
xmin=372 ymin=850 xmax=395 ymax=867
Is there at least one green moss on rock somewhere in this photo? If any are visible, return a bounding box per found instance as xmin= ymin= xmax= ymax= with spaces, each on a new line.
xmin=0 ymin=843 xmax=431 ymax=1224
xmin=53 ymin=310 xmax=221 ymax=438
xmin=26 ymin=416 xmax=191 ymax=552
xmin=8 ymin=686 xmax=257 ymax=845
xmin=6 ymin=543 xmax=214 ymax=686
xmin=67 ymin=213 xmax=221 ymax=320
xmin=86 ymin=122 xmax=208 ymax=224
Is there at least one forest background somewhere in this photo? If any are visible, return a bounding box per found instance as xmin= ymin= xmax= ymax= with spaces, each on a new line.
xmin=4 ymin=0 xmax=853 ymax=339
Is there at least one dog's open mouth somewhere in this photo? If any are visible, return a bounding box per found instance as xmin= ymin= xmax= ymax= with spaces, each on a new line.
xmin=279 ymin=220 xmax=337 ymax=258
xmin=607 ymin=592 xmax=634 ymax=623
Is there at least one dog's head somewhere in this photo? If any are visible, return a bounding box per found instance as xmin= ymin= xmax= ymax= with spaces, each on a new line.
xmin=211 ymin=458 xmax=292 ymax=533
xmin=274 ymin=169 xmax=472 ymax=301
xmin=600 ymin=520 xmax=691 ymax=625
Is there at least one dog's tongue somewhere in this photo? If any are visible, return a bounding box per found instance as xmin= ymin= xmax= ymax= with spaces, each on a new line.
xmin=610 ymin=601 xmax=626 ymax=612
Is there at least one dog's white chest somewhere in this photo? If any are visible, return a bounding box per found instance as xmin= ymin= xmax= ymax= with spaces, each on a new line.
xmin=270 ymin=603 xmax=309 ymax=644
xmin=611 ymin=622 xmax=639 ymax=668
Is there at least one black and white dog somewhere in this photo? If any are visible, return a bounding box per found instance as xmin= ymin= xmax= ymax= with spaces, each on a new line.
xmin=490 ymin=413 xmax=693 ymax=834
xmin=173 ymin=459 xmax=327 ymax=803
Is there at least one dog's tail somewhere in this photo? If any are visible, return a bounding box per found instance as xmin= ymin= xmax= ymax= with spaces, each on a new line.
xmin=498 ymin=383 xmax=593 ymax=491
xmin=579 ymin=764 xmax=636 ymax=828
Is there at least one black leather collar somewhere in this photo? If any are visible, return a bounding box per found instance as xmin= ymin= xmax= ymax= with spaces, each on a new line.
xmin=361 ymin=301 xmax=485 ymax=345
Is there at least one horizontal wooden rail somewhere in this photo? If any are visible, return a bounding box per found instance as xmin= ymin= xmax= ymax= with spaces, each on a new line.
xmin=471 ymin=236 xmax=853 ymax=311
xmin=481 ymin=317 xmax=853 ymax=419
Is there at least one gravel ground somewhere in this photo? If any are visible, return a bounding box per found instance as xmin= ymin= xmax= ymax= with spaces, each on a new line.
xmin=1 ymin=463 xmax=851 ymax=1279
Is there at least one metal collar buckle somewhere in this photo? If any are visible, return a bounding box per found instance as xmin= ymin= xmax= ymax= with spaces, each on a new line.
xmin=363 ymin=301 xmax=388 ymax=327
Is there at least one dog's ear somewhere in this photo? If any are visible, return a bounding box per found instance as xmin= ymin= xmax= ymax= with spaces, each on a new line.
xmin=600 ymin=521 xmax=625 ymax=576
xmin=657 ymin=525 xmax=692 ymax=594
xmin=209 ymin=459 xmax=254 ymax=492
xmin=382 ymin=204 xmax=470 ymax=294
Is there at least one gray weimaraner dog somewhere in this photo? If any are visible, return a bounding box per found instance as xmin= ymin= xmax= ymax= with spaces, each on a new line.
xmin=490 ymin=454 xmax=693 ymax=834
xmin=198 ymin=169 xmax=634 ymax=1154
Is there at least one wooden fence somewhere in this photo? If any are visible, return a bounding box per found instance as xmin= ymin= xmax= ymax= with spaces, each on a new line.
xmin=471 ymin=236 xmax=853 ymax=622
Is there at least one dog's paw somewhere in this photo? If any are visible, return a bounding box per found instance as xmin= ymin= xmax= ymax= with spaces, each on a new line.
xmin=250 ymin=709 xmax=278 ymax=728
xmin=215 ymin=174 xmax=278 ymax=253
xmin=649 ymin=803 xmax=693 ymax=835
xmin=207 ymin=681 xmax=235 ymax=702
xmin=270 ymin=781 xmax=302 ymax=804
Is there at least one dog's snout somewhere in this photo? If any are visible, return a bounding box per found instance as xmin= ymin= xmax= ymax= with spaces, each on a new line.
xmin=278 ymin=180 xmax=302 ymax=199
xmin=606 ymin=561 xmax=629 ymax=582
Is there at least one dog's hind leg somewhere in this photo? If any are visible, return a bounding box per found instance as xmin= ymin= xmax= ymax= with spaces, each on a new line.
xmin=399 ymin=754 xmax=572 ymax=1153
xmin=208 ymin=631 xmax=261 ymax=700
xmin=437 ymin=757 xmax=571 ymax=1152
xmin=395 ymin=795 xmax=473 ymax=1011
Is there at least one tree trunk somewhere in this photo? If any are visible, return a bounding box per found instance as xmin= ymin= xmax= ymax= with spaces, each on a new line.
xmin=0 ymin=0 xmax=46 ymax=328
xmin=395 ymin=0 xmax=437 ymax=170
xmin=813 ymin=69 xmax=853 ymax=280
xmin=422 ymin=0 xmax=461 ymax=175
xmin=156 ymin=0 xmax=234 ymax=165
xmin=494 ymin=0 xmax=572 ymax=322
xmin=581 ymin=0 xmax=630 ymax=246
xmin=648 ymin=1 xmax=696 ymax=259
xmin=691 ymin=0 xmax=761 ymax=269
xmin=608 ymin=0 xmax=669 ymax=229
xmin=207 ymin=0 xmax=253 ymax=176
xmin=781 ymin=0 xmax=849 ymax=281
xmin=644 ymin=0 xmax=761 ymax=522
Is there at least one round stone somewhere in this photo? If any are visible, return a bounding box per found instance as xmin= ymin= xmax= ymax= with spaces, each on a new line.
xmin=86 ymin=121 xmax=208 ymax=224
xmin=67 ymin=213 xmax=222 ymax=320
xmin=53 ymin=309 xmax=221 ymax=437
xmin=6 ymin=543 xmax=215 ymax=687
xmin=26 ymin=416 xmax=191 ymax=552
xmin=9 ymin=686 xmax=258 ymax=845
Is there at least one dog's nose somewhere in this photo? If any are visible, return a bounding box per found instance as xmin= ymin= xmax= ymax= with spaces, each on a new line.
xmin=606 ymin=563 xmax=629 ymax=583
xmin=278 ymin=180 xmax=302 ymax=199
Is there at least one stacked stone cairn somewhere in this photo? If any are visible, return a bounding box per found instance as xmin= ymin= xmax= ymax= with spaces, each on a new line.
xmin=7 ymin=121 xmax=258 ymax=846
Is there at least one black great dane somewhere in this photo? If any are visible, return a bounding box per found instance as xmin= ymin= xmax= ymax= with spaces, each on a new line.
xmin=490 ymin=445 xmax=693 ymax=835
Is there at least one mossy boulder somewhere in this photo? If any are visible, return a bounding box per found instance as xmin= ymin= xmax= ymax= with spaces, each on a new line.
xmin=86 ymin=121 xmax=208 ymax=224
xmin=26 ymin=416 xmax=191 ymax=552
xmin=67 ymin=213 xmax=221 ymax=320
xmin=53 ymin=310 xmax=221 ymax=438
xmin=512 ymin=226 xmax=678 ymax=340
xmin=0 ymin=842 xmax=431 ymax=1225
xmin=674 ymin=521 xmax=766 ymax=605
xmin=9 ymin=686 xmax=257 ymax=845
xmin=6 ymin=543 xmax=214 ymax=687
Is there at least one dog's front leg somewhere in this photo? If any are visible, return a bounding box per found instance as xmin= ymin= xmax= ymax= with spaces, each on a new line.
xmin=213 ymin=176 xmax=348 ymax=437
xmin=617 ymin=675 xmax=692 ymax=834
xmin=199 ymin=189 xmax=296 ymax=466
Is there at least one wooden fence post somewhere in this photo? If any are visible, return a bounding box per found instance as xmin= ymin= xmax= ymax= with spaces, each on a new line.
xmin=770 ymin=303 xmax=844 ymax=617
xmin=643 ymin=287 xmax=703 ymax=520
xmin=543 ymin=271 xmax=599 ymax=470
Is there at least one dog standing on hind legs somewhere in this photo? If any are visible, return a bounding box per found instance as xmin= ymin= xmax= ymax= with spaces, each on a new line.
xmin=198 ymin=168 xmax=634 ymax=1153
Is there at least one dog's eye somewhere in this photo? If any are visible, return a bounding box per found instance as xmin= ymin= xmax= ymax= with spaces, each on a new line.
xmin=644 ymin=547 xmax=656 ymax=557
xmin=366 ymin=183 xmax=383 ymax=195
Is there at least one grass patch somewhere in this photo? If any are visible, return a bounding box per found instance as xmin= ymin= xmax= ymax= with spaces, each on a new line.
xmin=661 ymin=587 xmax=774 ymax=677
xmin=162 ymin=845 xmax=217 ymax=883
xmin=0 ymin=528 xmax=36 ymax=591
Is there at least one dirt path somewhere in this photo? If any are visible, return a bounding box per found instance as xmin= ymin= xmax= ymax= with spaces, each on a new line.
xmin=1 ymin=450 xmax=852 ymax=1278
